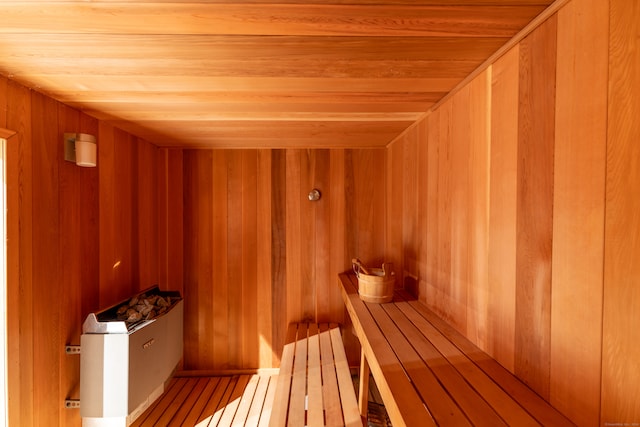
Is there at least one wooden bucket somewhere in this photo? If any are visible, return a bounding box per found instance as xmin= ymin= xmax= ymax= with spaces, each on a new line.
xmin=352 ymin=258 xmax=395 ymax=303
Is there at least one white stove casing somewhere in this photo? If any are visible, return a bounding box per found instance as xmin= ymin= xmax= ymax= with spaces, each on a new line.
xmin=80 ymin=295 xmax=183 ymax=427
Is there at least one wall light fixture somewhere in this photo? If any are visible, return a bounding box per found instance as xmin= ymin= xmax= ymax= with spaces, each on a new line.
xmin=64 ymin=133 xmax=97 ymax=167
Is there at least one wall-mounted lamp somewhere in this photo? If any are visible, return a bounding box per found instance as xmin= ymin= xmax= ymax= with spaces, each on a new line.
xmin=64 ymin=133 xmax=97 ymax=167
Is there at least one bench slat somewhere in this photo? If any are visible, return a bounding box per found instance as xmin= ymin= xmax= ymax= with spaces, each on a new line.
xmin=290 ymin=324 xmax=310 ymax=426
xmin=270 ymin=322 xmax=360 ymax=427
xmin=270 ymin=324 xmax=298 ymax=426
xmin=307 ymin=323 xmax=324 ymax=427
xmin=329 ymin=324 xmax=362 ymax=427
xmin=318 ymin=324 xmax=343 ymax=426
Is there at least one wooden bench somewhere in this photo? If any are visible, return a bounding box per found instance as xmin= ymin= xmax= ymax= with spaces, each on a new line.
xmin=339 ymin=272 xmax=576 ymax=427
xmin=269 ymin=323 xmax=361 ymax=427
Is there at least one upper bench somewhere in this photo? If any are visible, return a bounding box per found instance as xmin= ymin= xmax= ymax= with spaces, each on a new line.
xmin=339 ymin=272 xmax=575 ymax=427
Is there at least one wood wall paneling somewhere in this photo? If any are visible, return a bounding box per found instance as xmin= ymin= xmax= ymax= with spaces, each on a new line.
xmin=157 ymin=148 xmax=185 ymax=294
xmin=449 ymin=84 xmax=471 ymax=334
xmin=465 ymin=68 xmax=491 ymax=349
xmin=311 ymin=150 xmax=330 ymax=320
xmin=345 ymin=149 xmax=386 ymax=266
xmin=385 ymin=138 xmax=404 ymax=286
xmin=256 ymin=149 xmax=275 ymax=366
xmin=487 ymin=46 xmax=519 ymax=372
xmin=31 ymin=91 xmax=62 ymax=426
xmin=326 ymin=149 xmax=348 ymax=323
xmin=114 ymin=128 xmax=135 ymax=298
xmin=181 ymin=148 xmax=384 ymax=370
xmin=385 ymin=1 xmax=633 ymax=423
xmin=5 ymin=78 xmax=34 ymax=427
xmin=415 ymin=119 xmax=429 ymax=300
xmin=401 ymin=126 xmax=418 ymax=293
xmin=183 ymin=150 xmax=214 ymax=369
xmin=434 ymin=99 xmax=454 ymax=327
xmin=226 ymin=150 xmax=243 ymax=366
xmin=98 ymin=122 xmax=117 ymax=305
xmin=271 ymin=149 xmax=287 ymax=366
xmin=136 ymin=137 xmax=159 ymax=288
xmin=241 ymin=150 xmax=259 ymax=368
xmin=0 ymin=77 xmax=6 ymax=127
xmin=285 ymin=149 xmax=304 ymax=324
xmin=602 ymin=0 xmax=640 ymax=423
xmin=424 ymin=110 xmax=439 ymax=307
xmin=550 ymin=0 xmax=607 ymax=424
xmin=514 ymin=15 xmax=557 ymax=400
xmin=58 ymin=103 xmax=99 ymax=427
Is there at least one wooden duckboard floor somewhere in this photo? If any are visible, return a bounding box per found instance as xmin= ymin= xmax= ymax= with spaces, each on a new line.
xmin=131 ymin=373 xmax=278 ymax=427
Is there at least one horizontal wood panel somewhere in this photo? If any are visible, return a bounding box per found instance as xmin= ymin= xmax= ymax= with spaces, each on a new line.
xmin=0 ymin=1 xmax=551 ymax=148
xmin=19 ymin=75 xmax=462 ymax=93
xmin=9 ymin=0 xmax=554 ymax=5
xmin=0 ymin=34 xmax=508 ymax=61
xmin=11 ymin=60 xmax=482 ymax=80
xmin=100 ymin=122 xmax=414 ymax=149
xmin=0 ymin=4 xmax=545 ymax=37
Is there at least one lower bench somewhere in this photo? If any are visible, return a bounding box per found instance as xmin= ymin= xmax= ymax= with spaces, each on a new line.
xmin=269 ymin=323 xmax=361 ymax=427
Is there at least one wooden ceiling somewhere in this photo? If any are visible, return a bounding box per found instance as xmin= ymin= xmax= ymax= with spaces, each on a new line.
xmin=0 ymin=1 xmax=553 ymax=149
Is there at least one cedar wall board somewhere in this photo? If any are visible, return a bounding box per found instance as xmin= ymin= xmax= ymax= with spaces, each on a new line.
xmin=387 ymin=0 xmax=640 ymax=426
xmin=551 ymin=0 xmax=607 ymax=424
xmin=602 ymin=0 xmax=640 ymax=424
xmin=180 ymin=148 xmax=385 ymax=370
xmin=2 ymin=77 xmax=164 ymax=427
xmin=384 ymin=0 xmax=635 ymax=425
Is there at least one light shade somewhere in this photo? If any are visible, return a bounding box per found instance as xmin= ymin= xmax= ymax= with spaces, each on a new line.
xmin=75 ymin=133 xmax=97 ymax=167
xmin=64 ymin=133 xmax=97 ymax=167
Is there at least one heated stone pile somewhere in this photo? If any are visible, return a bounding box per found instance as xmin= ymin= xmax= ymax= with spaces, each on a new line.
xmin=116 ymin=293 xmax=174 ymax=323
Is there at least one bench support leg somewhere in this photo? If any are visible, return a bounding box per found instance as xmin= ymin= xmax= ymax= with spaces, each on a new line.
xmin=358 ymin=350 xmax=370 ymax=422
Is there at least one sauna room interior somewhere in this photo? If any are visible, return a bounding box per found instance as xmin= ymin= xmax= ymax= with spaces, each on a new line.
xmin=0 ymin=0 xmax=639 ymax=425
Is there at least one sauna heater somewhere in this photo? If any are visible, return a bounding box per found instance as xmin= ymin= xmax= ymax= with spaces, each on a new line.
xmin=80 ymin=286 xmax=183 ymax=427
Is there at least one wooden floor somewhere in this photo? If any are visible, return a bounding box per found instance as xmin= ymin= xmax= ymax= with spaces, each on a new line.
xmin=131 ymin=373 xmax=278 ymax=427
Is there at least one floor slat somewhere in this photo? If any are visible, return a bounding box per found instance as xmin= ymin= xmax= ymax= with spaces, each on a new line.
xmin=131 ymin=373 xmax=277 ymax=427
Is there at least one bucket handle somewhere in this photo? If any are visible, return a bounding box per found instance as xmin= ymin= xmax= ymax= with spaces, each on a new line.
xmin=352 ymin=258 xmax=371 ymax=277
xmin=382 ymin=262 xmax=394 ymax=277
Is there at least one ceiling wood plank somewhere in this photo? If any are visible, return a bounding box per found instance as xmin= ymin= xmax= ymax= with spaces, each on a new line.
xmin=0 ymin=0 xmax=554 ymax=148
xmin=86 ymin=111 xmax=423 ymax=122
xmin=0 ymin=3 xmax=546 ymax=37
xmin=0 ymin=35 xmax=509 ymax=62
xmin=6 ymin=59 xmax=481 ymax=79
xmin=13 ymin=75 xmax=462 ymax=93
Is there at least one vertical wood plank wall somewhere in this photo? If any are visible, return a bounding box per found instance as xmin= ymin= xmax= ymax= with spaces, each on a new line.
xmin=2 ymin=78 xmax=163 ymax=427
xmin=177 ymin=148 xmax=385 ymax=370
xmin=601 ymin=0 xmax=640 ymax=424
xmin=2 ymin=75 xmax=386 ymax=425
xmin=386 ymin=0 xmax=640 ymax=425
